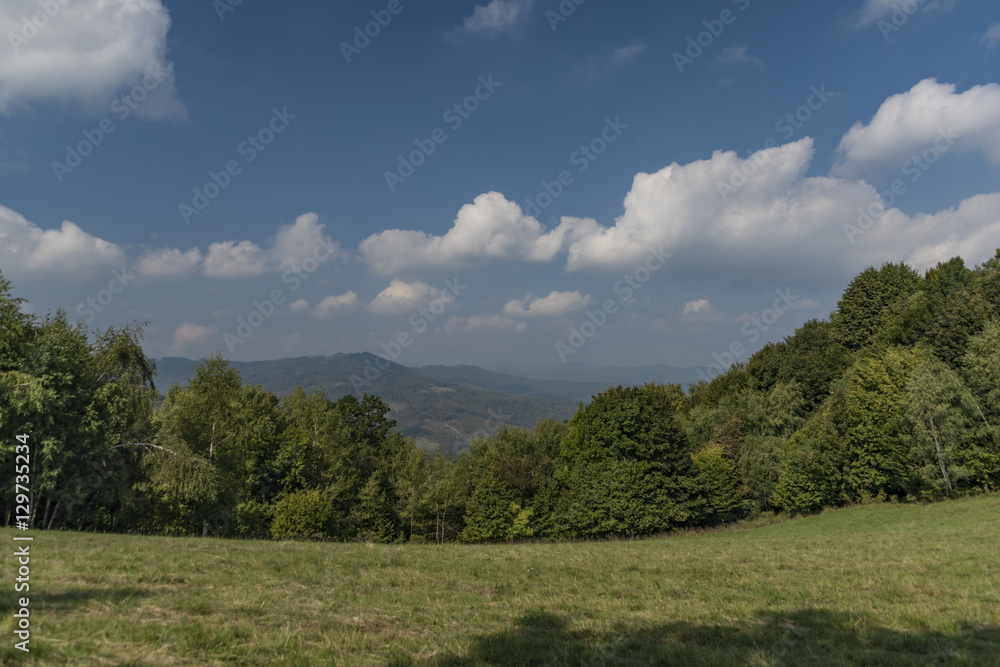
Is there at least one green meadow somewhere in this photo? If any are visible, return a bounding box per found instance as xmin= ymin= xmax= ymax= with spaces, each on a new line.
xmin=2 ymin=495 xmax=998 ymax=665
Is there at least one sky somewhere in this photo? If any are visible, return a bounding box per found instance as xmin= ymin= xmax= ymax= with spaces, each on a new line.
xmin=1 ymin=0 xmax=998 ymax=370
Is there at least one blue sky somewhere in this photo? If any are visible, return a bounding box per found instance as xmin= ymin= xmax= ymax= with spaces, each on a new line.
xmin=1 ymin=0 xmax=998 ymax=369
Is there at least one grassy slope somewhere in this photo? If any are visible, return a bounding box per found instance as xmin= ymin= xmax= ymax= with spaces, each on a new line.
xmin=2 ymin=496 xmax=999 ymax=666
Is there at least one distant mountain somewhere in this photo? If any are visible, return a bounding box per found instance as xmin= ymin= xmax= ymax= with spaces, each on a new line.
xmin=479 ymin=361 xmax=704 ymax=388
xmin=415 ymin=364 xmax=606 ymax=403
xmin=153 ymin=354 xmax=580 ymax=455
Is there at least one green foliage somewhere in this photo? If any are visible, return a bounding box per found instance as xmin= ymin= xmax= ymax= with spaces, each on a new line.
xmin=692 ymin=445 xmax=742 ymax=524
xmin=460 ymin=470 xmax=533 ymax=543
xmin=843 ymin=348 xmax=920 ymax=499
xmin=351 ymin=472 xmax=402 ymax=543
xmin=271 ymin=489 xmax=334 ymax=540
xmin=559 ymin=384 xmax=699 ymax=537
xmin=900 ymin=355 xmax=981 ymax=498
xmin=832 ymin=263 xmax=921 ymax=350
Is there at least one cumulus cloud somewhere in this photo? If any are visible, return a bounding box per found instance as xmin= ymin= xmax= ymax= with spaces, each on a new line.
xmin=555 ymin=136 xmax=998 ymax=279
xmin=502 ymin=291 xmax=591 ymax=318
xmin=360 ymin=191 xmax=597 ymax=275
xmin=0 ymin=0 xmax=186 ymax=120
xmin=0 ymin=204 xmax=126 ymax=279
xmin=682 ymin=299 xmax=712 ymax=316
xmin=833 ymin=79 xmax=1000 ymax=175
xmin=168 ymin=322 xmax=217 ymax=353
xmin=455 ymin=0 xmax=532 ymax=36
xmin=368 ymin=279 xmax=437 ymax=315
xmin=201 ymin=212 xmax=340 ymax=278
xmin=856 ymin=0 xmax=956 ymax=26
xmin=445 ymin=314 xmax=527 ymax=335
xmin=313 ymin=292 xmax=359 ymax=318
xmin=358 ymin=121 xmax=999 ymax=288
xmin=136 ymin=247 xmax=202 ymax=278
xmin=288 ymin=299 xmax=309 ymax=314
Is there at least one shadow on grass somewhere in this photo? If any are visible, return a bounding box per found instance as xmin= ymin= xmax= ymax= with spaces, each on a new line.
xmin=0 ymin=587 xmax=151 ymax=614
xmin=395 ymin=609 xmax=1000 ymax=667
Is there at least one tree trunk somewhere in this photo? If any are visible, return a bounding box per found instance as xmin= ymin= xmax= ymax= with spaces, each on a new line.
xmin=930 ymin=417 xmax=952 ymax=496
xmin=46 ymin=500 xmax=60 ymax=530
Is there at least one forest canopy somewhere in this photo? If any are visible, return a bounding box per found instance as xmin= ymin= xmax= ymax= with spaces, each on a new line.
xmin=1 ymin=251 xmax=998 ymax=542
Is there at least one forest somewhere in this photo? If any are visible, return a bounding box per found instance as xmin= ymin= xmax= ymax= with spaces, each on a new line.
xmin=1 ymin=251 xmax=998 ymax=543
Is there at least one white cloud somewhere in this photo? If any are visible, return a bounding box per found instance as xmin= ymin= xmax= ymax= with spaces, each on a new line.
xmin=313 ymin=292 xmax=359 ymax=318
xmin=554 ymin=136 xmax=1000 ymax=279
xmin=0 ymin=204 xmax=126 ymax=279
xmin=455 ymin=0 xmax=532 ymax=36
xmin=856 ymin=0 xmax=956 ymax=26
xmin=368 ymin=279 xmax=436 ymax=315
xmin=716 ymin=46 xmax=764 ymax=67
xmin=288 ymin=299 xmax=309 ymax=314
xmin=270 ymin=212 xmax=341 ymax=271
xmin=834 ymin=79 xmax=1000 ymax=175
xmin=359 ymin=191 xmax=597 ymax=275
xmin=136 ymin=247 xmax=202 ymax=278
xmin=612 ymin=40 xmax=647 ymax=66
xmin=168 ymin=322 xmax=217 ymax=353
xmin=682 ymin=299 xmax=712 ymax=316
xmin=983 ymin=23 xmax=1000 ymax=49
xmin=502 ymin=290 xmax=591 ymax=318
xmin=201 ymin=212 xmax=340 ymax=277
xmin=202 ymin=240 xmax=269 ymax=278
xmin=445 ymin=314 xmax=527 ymax=335
xmin=0 ymin=0 xmax=186 ymax=120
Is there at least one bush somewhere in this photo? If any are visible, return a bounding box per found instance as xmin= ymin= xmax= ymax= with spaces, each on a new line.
xmin=270 ymin=490 xmax=333 ymax=541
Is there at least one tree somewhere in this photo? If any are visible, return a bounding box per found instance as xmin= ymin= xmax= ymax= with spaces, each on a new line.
xmin=460 ymin=469 xmax=533 ymax=543
xmin=843 ymin=348 xmax=920 ymax=499
xmin=692 ymin=445 xmax=742 ymax=524
xmin=151 ymin=355 xmax=282 ymax=537
xmin=900 ymin=355 xmax=976 ymax=498
xmin=558 ymin=384 xmax=699 ymax=537
xmin=832 ymin=263 xmax=921 ymax=350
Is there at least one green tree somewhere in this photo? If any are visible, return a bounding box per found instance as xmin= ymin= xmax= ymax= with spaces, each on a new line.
xmin=460 ymin=469 xmax=533 ymax=543
xmin=832 ymin=263 xmax=921 ymax=350
xmin=558 ymin=384 xmax=699 ymax=537
xmin=901 ymin=355 xmax=978 ymax=498
xmin=692 ymin=445 xmax=742 ymax=524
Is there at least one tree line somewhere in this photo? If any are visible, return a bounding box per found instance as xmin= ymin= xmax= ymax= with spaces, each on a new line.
xmin=0 ymin=252 xmax=997 ymax=542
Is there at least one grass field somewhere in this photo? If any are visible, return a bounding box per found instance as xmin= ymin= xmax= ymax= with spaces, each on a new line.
xmin=2 ymin=496 xmax=998 ymax=666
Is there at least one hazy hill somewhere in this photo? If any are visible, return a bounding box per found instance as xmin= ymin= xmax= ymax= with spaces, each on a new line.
xmin=154 ymin=354 xmax=582 ymax=454
xmin=480 ymin=361 xmax=704 ymax=387
xmin=415 ymin=364 xmax=607 ymax=403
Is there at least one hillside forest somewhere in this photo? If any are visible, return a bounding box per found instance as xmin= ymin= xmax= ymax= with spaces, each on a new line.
xmin=1 ymin=252 xmax=998 ymax=543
